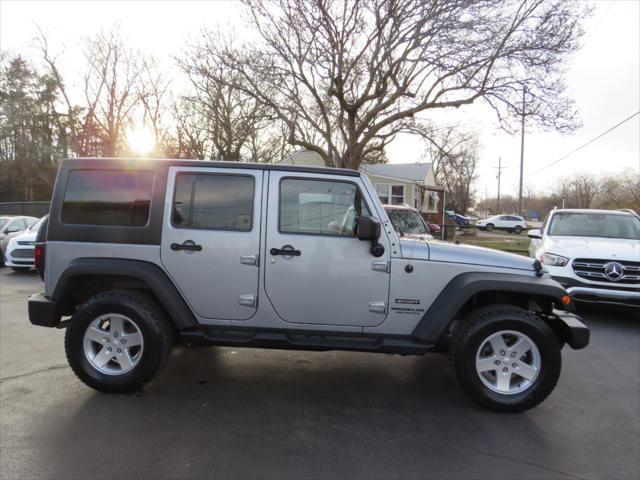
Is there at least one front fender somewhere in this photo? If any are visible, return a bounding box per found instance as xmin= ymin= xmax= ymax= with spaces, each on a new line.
xmin=412 ymin=272 xmax=569 ymax=342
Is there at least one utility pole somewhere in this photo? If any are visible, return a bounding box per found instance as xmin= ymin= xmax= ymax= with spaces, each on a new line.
xmin=494 ymin=156 xmax=506 ymax=213
xmin=518 ymin=85 xmax=526 ymax=217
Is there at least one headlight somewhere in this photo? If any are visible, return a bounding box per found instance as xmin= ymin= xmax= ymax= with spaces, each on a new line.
xmin=7 ymin=237 xmax=15 ymax=248
xmin=540 ymin=252 xmax=569 ymax=267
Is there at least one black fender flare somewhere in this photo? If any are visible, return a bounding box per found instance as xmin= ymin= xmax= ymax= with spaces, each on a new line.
xmin=412 ymin=272 xmax=568 ymax=342
xmin=51 ymin=258 xmax=198 ymax=329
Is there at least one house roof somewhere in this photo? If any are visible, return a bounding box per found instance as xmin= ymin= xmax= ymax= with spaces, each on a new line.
xmin=360 ymin=162 xmax=432 ymax=183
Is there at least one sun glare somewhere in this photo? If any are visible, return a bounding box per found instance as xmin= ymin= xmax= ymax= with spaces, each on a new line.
xmin=128 ymin=127 xmax=156 ymax=155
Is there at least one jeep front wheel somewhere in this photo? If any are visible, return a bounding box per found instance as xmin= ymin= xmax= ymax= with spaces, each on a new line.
xmin=65 ymin=290 xmax=173 ymax=393
xmin=449 ymin=304 xmax=561 ymax=412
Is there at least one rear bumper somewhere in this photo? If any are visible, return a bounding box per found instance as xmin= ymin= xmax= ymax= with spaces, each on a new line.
xmin=28 ymin=293 xmax=61 ymax=327
xmin=552 ymin=309 xmax=590 ymax=350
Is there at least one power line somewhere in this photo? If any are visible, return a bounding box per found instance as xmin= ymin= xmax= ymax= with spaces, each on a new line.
xmin=529 ymin=110 xmax=640 ymax=177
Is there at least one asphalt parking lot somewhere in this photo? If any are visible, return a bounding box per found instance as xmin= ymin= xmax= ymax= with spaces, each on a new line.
xmin=1 ymin=268 xmax=638 ymax=480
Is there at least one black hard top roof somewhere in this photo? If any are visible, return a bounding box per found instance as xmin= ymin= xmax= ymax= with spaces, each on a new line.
xmin=60 ymin=158 xmax=360 ymax=177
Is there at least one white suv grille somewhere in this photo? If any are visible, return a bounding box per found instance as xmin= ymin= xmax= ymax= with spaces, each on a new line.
xmin=572 ymin=258 xmax=640 ymax=285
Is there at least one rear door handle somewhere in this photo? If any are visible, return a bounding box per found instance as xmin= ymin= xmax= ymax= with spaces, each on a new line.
xmin=170 ymin=241 xmax=202 ymax=252
xmin=270 ymin=245 xmax=301 ymax=256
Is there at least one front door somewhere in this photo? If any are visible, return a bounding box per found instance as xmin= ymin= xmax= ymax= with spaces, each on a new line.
xmin=264 ymin=172 xmax=390 ymax=327
xmin=161 ymin=167 xmax=262 ymax=320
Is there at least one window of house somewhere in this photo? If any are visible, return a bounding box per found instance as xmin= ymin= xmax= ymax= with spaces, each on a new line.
xmin=375 ymin=183 xmax=404 ymax=205
xmin=414 ymin=186 xmax=423 ymax=210
xmin=428 ymin=192 xmax=435 ymax=212
xmin=279 ymin=178 xmax=370 ymax=236
xmin=61 ymin=170 xmax=154 ymax=227
xmin=172 ymin=173 xmax=254 ymax=231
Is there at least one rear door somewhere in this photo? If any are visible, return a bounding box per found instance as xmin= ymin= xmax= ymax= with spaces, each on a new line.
xmin=161 ymin=167 xmax=262 ymax=320
xmin=263 ymin=172 xmax=391 ymax=327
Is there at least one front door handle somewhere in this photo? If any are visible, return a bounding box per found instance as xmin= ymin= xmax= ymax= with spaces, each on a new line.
xmin=171 ymin=241 xmax=202 ymax=252
xmin=270 ymin=245 xmax=301 ymax=256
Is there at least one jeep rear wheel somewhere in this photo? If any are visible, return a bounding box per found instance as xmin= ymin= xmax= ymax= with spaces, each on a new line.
xmin=449 ymin=304 xmax=561 ymax=412
xmin=65 ymin=290 xmax=173 ymax=393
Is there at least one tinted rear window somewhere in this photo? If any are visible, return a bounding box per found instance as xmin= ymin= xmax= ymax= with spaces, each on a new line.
xmin=61 ymin=170 xmax=154 ymax=226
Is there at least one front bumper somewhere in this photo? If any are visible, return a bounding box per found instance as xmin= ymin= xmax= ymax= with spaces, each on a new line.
xmin=553 ymin=275 xmax=640 ymax=307
xmin=28 ymin=293 xmax=61 ymax=327
xmin=551 ymin=309 xmax=590 ymax=350
xmin=4 ymin=249 xmax=35 ymax=268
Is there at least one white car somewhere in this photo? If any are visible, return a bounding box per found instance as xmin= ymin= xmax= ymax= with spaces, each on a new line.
xmin=476 ymin=215 xmax=527 ymax=234
xmin=4 ymin=217 xmax=45 ymax=272
xmin=528 ymin=209 xmax=640 ymax=307
xmin=1 ymin=215 xmax=39 ymax=265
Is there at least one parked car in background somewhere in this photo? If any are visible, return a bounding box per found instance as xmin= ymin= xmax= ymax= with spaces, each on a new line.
xmin=528 ymin=209 xmax=640 ymax=308
xmin=383 ymin=204 xmax=433 ymax=240
xmin=0 ymin=215 xmax=39 ymax=266
xmin=477 ymin=215 xmax=527 ymax=234
xmin=4 ymin=216 xmax=46 ymax=272
xmin=427 ymin=222 xmax=441 ymax=235
xmin=445 ymin=211 xmax=471 ymax=228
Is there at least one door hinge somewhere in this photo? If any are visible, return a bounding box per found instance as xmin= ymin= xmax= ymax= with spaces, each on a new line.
xmin=240 ymin=254 xmax=259 ymax=266
xmin=368 ymin=301 xmax=387 ymax=313
xmin=238 ymin=295 xmax=257 ymax=307
xmin=371 ymin=260 xmax=390 ymax=273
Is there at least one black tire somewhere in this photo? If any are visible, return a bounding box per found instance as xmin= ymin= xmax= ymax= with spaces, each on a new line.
xmin=11 ymin=267 xmax=31 ymax=272
xmin=514 ymin=226 xmax=523 ymax=234
xmin=449 ymin=304 xmax=561 ymax=413
xmin=486 ymin=223 xmax=495 ymax=232
xmin=65 ymin=290 xmax=173 ymax=393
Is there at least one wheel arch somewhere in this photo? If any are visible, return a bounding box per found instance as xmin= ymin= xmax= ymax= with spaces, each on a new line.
xmin=52 ymin=258 xmax=198 ymax=330
xmin=412 ymin=272 xmax=569 ymax=344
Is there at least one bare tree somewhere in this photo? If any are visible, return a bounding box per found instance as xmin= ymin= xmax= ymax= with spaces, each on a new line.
xmin=553 ymin=173 xmax=599 ymax=209
xmin=178 ymin=35 xmax=290 ymax=162
xmin=204 ymin=0 xmax=586 ymax=168
xmin=137 ymin=59 xmax=175 ymax=156
xmin=594 ymin=170 xmax=640 ymax=211
xmin=424 ymin=126 xmax=479 ymax=214
xmin=38 ymin=27 xmax=146 ymax=157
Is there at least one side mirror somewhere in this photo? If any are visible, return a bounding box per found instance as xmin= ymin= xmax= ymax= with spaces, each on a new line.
xmin=357 ymin=216 xmax=381 ymax=241
xmin=528 ymin=229 xmax=542 ymax=239
xmin=5 ymin=227 xmax=19 ymax=234
xmin=357 ymin=216 xmax=384 ymax=257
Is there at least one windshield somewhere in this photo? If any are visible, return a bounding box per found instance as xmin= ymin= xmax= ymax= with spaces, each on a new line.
xmin=385 ymin=209 xmax=429 ymax=235
xmin=29 ymin=217 xmax=44 ymax=231
xmin=0 ymin=217 xmax=9 ymax=230
xmin=548 ymin=212 xmax=640 ymax=240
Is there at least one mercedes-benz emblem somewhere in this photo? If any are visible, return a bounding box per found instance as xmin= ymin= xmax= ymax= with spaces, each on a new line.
xmin=603 ymin=262 xmax=625 ymax=281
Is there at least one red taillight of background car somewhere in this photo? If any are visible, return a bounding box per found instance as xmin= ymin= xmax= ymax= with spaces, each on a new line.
xmin=34 ymin=243 xmax=45 ymax=279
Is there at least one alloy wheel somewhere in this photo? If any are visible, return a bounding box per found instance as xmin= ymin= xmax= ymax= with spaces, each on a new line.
xmin=475 ymin=330 xmax=541 ymax=395
xmin=82 ymin=313 xmax=144 ymax=375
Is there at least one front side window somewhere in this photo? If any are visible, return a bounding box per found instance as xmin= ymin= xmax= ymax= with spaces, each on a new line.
xmin=172 ymin=173 xmax=254 ymax=231
xmin=62 ymin=170 xmax=154 ymax=227
xmin=280 ymin=178 xmax=370 ymax=236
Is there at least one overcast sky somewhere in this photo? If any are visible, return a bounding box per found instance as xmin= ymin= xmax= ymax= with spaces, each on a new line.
xmin=1 ymin=0 xmax=639 ymax=197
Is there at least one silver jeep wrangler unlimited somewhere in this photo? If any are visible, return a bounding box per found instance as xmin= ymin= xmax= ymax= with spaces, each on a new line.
xmin=29 ymin=158 xmax=589 ymax=412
